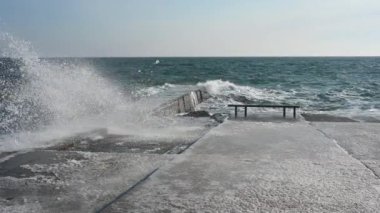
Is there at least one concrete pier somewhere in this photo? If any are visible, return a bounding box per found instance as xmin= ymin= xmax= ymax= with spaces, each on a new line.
xmin=1 ymin=108 xmax=380 ymax=212
xmin=104 ymin=120 xmax=380 ymax=212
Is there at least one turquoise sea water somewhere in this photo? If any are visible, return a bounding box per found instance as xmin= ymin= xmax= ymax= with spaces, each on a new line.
xmin=2 ymin=57 xmax=380 ymax=136
xmin=56 ymin=57 xmax=380 ymax=112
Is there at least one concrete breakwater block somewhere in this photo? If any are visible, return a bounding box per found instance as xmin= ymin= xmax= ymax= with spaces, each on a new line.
xmin=154 ymin=89 xmax=211 ymax=116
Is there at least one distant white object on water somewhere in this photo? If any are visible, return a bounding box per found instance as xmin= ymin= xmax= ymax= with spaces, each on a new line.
xmin=154 ymin=59 xmax=160 ymax=65
xmin=138 ymin=69 xmax=142 ymax=73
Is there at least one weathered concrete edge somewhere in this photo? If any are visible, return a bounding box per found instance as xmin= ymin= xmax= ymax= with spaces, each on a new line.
xmin=154 ymin=89 xmax=210 ymax=116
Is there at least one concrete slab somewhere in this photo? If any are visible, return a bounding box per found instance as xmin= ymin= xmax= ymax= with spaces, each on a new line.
xmin=312 ymin=122 xmax=380 ymax=178
xmin=105 ymin=121 xmax=380 ymax=212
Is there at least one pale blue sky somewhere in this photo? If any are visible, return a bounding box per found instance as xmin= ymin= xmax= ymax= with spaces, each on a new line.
xmin=0 ymin=0 xmax=379 ymax=57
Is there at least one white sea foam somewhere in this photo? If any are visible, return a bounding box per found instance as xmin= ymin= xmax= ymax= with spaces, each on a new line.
xmin=197 ymin=79 xmax=289 ymax=102
xmin=195 ymin=79 xmax=293 ymax=114
xmin=196 ymin=79 xmax=380 ymax=120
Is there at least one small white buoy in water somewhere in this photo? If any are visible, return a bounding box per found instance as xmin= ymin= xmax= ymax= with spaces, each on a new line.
xmin=138 ymin=69 xmax=142 ymax=73
xmin=154 ymin=59 xmax=160 ymax=64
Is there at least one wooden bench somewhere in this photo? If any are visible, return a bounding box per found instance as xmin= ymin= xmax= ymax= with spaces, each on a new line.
xmin=228 ymin=104 xmax=300 ymax=119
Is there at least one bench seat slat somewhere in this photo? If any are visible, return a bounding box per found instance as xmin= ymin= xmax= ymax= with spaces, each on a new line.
xmin=228 ymin=104 xmax=300 ymax=108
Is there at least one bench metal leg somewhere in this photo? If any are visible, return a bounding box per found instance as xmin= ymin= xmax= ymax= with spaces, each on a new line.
xmin=228 ymin=105 xmax=300 ymax=119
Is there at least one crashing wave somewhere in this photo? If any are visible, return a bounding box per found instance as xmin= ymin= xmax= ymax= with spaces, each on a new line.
xmin=0 ymin=33 xmax=130 ymax=135
xmin=197 ymin=79 xmax=290 ymax=104
xmin=196 ymin=79 xmax=380 ymax=119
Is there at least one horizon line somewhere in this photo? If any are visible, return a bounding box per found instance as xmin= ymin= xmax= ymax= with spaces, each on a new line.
xmin=36 ymin=55 xmax=380 ymax=59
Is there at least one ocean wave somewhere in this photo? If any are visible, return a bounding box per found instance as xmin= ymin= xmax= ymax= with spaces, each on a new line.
xmin=195 ymin=79 xmax=380 ymax=119
xmin=197 ymin=79 xmax=290 ymax=104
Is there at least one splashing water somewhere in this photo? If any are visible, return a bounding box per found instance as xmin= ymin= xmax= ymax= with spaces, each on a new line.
xmin=0 ymin=33 xmax=165 ymax=151
xmin=1 ymin=33 xmax=130 ymax=129
xmin=197 ymin=79 xmax=287 ymax=102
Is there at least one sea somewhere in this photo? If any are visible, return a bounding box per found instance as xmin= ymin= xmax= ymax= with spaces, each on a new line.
xmin=1 ymin=34 xmax=380 ymax=151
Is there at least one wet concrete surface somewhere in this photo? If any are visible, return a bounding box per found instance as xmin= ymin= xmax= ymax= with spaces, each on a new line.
xmin=0 ymin=116 xmax=217 ymax=212
xmin=0 ymin=150 xmax=173 ymax=212
xmin=0 ymin=151 xmax=16 ymax=161
xmin=47 ymin=134 xmax=194 ymax=154
xmin=0 ymin=151 xmax=85 ymax=179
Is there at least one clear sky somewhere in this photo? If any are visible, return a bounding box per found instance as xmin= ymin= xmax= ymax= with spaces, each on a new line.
xmin=0 ymin=0 xmax=379 ymax=57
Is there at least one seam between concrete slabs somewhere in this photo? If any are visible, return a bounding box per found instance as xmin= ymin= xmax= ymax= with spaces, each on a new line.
xmin=309 ymin=122 xmax=380 ymax=180
xmin=95 ymin=121 xmax=222 ymax=212
xmin=95 ymin=167 xmax=159 ymax=213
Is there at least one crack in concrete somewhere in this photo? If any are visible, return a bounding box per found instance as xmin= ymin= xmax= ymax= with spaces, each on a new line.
xmin=95 ymin=167 xmax=159 ymax=213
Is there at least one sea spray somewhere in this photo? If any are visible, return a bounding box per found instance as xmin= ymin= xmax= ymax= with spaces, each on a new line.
xmin=0 ymin=33 xmax=131 ymax=132
xmin=0 ymin=33 xmax=164 ymax=151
